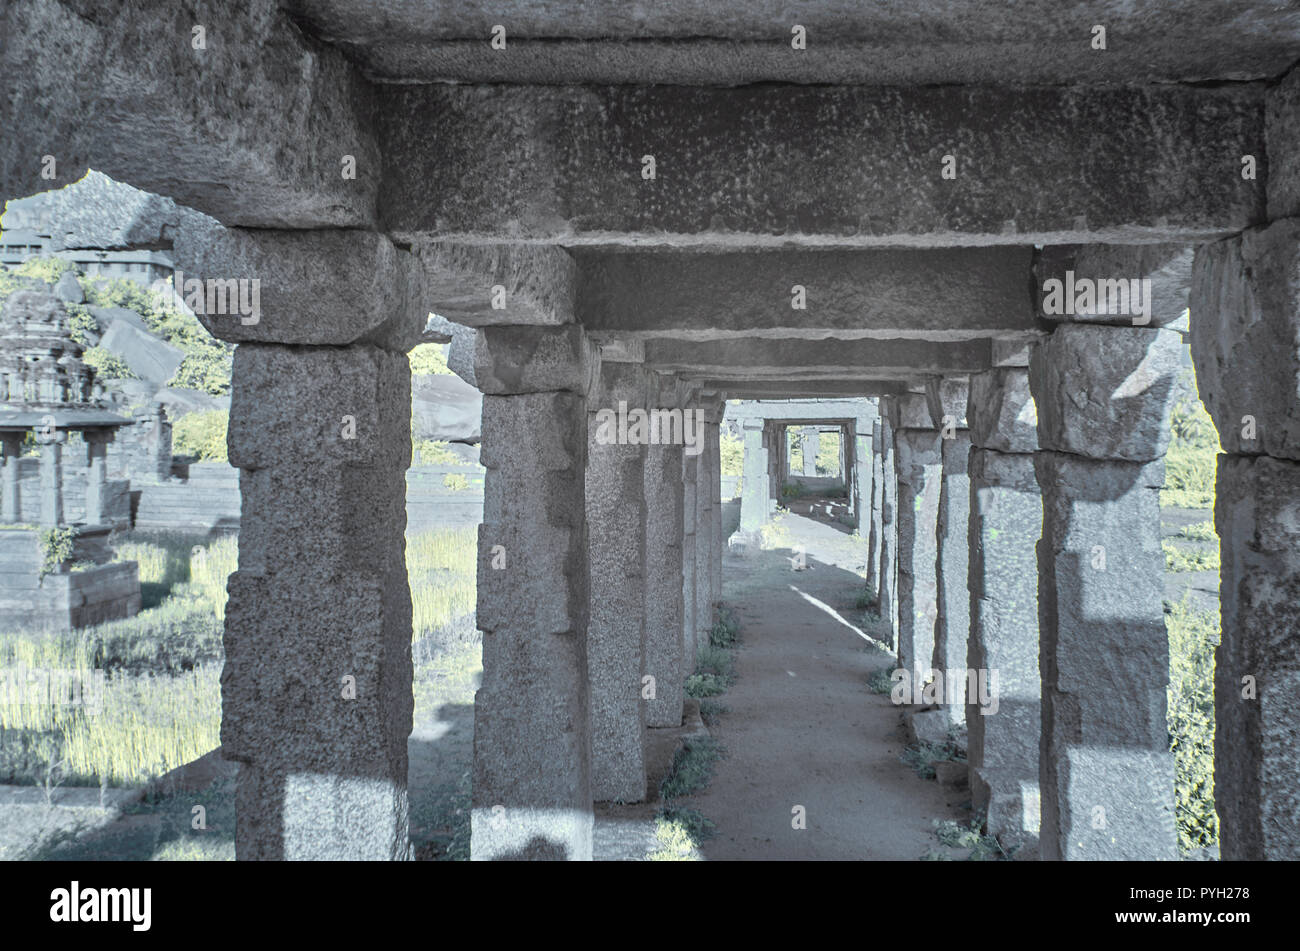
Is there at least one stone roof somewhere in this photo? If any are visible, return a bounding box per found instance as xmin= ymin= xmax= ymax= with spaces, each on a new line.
xmin=0 ymin=169 xmax=184 ymax=251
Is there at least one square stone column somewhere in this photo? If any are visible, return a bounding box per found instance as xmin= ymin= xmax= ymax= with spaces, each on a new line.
xmin=706 ymin=415 xmax=723 ymax=611
xmin=644 ymin=439 xmax=685 ymax=729
xmin=1030 ymin=318 xmax=1182 ymax=860
xmin=800 ymin=427 xmax=819 ymax=477
xmin=681 ymin=446 xmax=699 ymax=665
xmin=83 ymin=430 xmax=110 ymax=525
xmin=37 ymin=432 xmax=65 ymax=527
xmin=893 ymin=396 xmax=944 ymax=685
xmin=934 ymin=428 xmax=971 ymax=726
xmin=689 ymin=402 xmax=717 ymax=641
xmin=877 ymin=408 xmax=900 ymax=641
xmin=853 ymin=413 xmax=875 ymax=531
xmin=586 ymin=365 xmax=649 ymax=803
xmin=1191 ymin=218 xmax=1300 ymax=859
xmin=1 ymin=433 xmax=22 ymax=523
xmin=472 ymin=325 xmax=595 ymax=860
xmin=222 ymin=343 xmax=413 ymax=861
xmin=966 ymin=367 xmax=1042 ymax=852
xmin=867 ymin=418 xmax=885 ymax=591
xmin=733 ymin=416 xmax=769 ymax=543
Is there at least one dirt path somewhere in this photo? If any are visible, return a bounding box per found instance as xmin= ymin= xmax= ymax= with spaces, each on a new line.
xmin=687 ymin=501 xmax=967 ymax=860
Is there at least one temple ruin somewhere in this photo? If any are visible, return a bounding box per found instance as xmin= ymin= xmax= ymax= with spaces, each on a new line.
xmin=3 ymin=0 xmax=1298 ymax=861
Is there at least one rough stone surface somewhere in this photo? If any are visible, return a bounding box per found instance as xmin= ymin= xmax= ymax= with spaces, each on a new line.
xmin=1267 ymin=66 xmax=1300 ymax=221
xmin=967 ymin=448 xmax=1041 ymax=848
xmin=1190 ymin=219 xmax=1300 ymax=460
xmin=894 ymin=428 xmax=943 ymax=682
xmin=473 ymin=389 xmax=592 ymax=860
xmin=380 ymin=84 xmax=1264 ymax=244
xmin=1034 ymin=452 xmax=1176 ymax=861
xmin=934 ymin=432 xmax=971 ymax=726
xmin=474 ymin=325 xmax=596 ymax=396
xmin=586 ymin=421 xmax=647 ymax=803
xmin=1035 ymin=244 xmax=1195 ymax=327
xmin=736 ymin=419 xmax=768 ymax=537
xmin=1213 ymin=453 xmax=1300 ymax=859
xmin=967 ymin=368 xmax=1038 ymax=453
xmin=643 ymin=441 xmax=685 ymax=729
xmin=414 ymin=242 xmax=578 ymax=328
xmin=99 ymin=320 xmax=184 ymax=387
xmin=877 ymin=413 xmax=899 ymax=639
xmin=289 ymin=1 xmax=1300 ymax=87
xmin=176 ymin=226 xmax=425 ymax=349
xmin=580 ymin=250 xmax=1032 ymax=338
xmin=868 ymin=418 xmax=885 ymax=590
xmin=680 ymin=449 xmax=699 ymax=663
xmin=1 ymin=1 xmax=380 ymax=228
xmin=411 ymin=374 xmax=483 ymax=443
xmin=223 ymin=344 xmax=412 ymax=860
xmin=1030 ymin=323 xmax=1182 ymax=461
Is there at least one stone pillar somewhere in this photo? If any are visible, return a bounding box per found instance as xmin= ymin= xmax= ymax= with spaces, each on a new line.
xmin=877 ymin=408 xmax=900 ymax=641
xmin=1190 ymin=217 xmax=1300 ymax=858
xmin=733 ymin=417 xmax=769 ymax=543
xmin=83 ymin=431 xmax=109 ymax=525
xmin=586 ymin=366 xmax=648 ymax=803
xmin=692 ymin=424 xmax=713 ymax=642
xmin=966 ymin=367 xmax=1042 ymax=851
xmin=837 ymin=426 xmax=847 ymax=483
xmin=867 ymin=418 xmax=884 ymax=590
xmin=37 ymin=433 xmax=65 ymax=527
xmin=644 ymin=438 xmax=685 ymax=729
xmin=707 ymin=414 xmax=723 ymax=610
xmin=853 ymin=414 xmax=874 ymax=530
xmin=1030 ymin=319 xmax=1182 ymax=860
xmin=1 ymin=433 xmax=21 ymax=523
xmin=681 ymin=447 xmax=699 ymax=665
xmin=222 ymin=343 xmax=412 ymax=861
xmin=934 ymin=428 xmax=971 ymax=725
xmin=472 ymin=325 xmax=594 ymax=860
xmin=801 ymin=427 xmax=819 ymax=477
xmin=893 ymin=395 xmax=943 ymax=685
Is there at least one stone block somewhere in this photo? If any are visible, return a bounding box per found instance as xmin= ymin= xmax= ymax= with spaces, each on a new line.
xmin=643 ymin=443 xmax=685 ymax=729
xmin=1044 ymin=747 xmax=1178 ymax=861
xmin=1030 ymin=323 xmax=1182 ymax=461
xmin=412 ymin=374 xmax=483 ymax=443
xmin=967 ymin=368 xmax=1038 ymax=453
xmin=895 ymin=428 xmax=943 ymax=680
xmin=99 ymin=320 xmax=184 ymax=387
xmin=1190 ymin=219 xmax=1300 ymax=460
xmin=1267 ymin=66 xmax=1300 ymax=220
xmin=1213 ymin=453 xmax=1300 ymax=859
xmin=475 ymin=325 xmax=595 ymax=396
xmin=889 ymin=392 xmax=933 ymax=431
xmin=1035 ymin=244 xmax=1194 ymax=327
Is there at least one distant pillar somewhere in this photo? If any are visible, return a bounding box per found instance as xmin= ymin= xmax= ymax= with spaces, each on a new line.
xmin=1 ymin=434 xmax=21 ymax=522
xmin=84 ymin=431 xmax=109 ymax=524
xmin=38 ymin=432 xmax=65 ymax=527
xmin=733 ymin=417 xmax=769 ymax=544
xmin=934 ymin=427 xmax=971 ymax=726
xmin=800 ymin=427 xmax=818 ymax=477
xmin=893 ymin=394 xmax=943 ymax=685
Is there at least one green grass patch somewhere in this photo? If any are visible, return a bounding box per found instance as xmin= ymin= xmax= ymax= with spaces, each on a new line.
xmin=659 ymin=737 xmax=723 ymax=801
xmin=1178 ymin=521 xmax=1217 ymax=541
xmin=1163 ymin=540 xmax=1220 ymax=573
xmin=1166 ymin=595 xmax=1220 ymax=852
xmin=900 ymin=737 xmax=966 ymax=781
xmin=867 ymin=666 xmax=894 ymax=695
xmin=647 ymin=806 xmax=715 ymax=861
xmin=698 ymin=699 xmax=728 ymax=726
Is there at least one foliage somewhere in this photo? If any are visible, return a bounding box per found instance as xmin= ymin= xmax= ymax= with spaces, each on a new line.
xmin=1166 ymin=595 xmax=1220 ymax=851
xmin=866 ymin=666 xmax=894 ymax=695
xmin=408 ymin=343 xmax=454 ymax=376
xmin=707 ymin=606 xmax=740 ymax=649
xmin=81 ymin=345 xmax=137 ymax=381
xmin=85 ymin=276 xmax=233 ymax=395
xmin=442 ymin=473 xmax=470 ymax=492
xmin=815 ymin=431 xmax=841 ymax=476
xmin=648 ymin=807 xmax=714 ymax=860
xmin=38 ymin=526 xmax=77 ymax=578
xmin=1162 ymin=540 xmax=1219 ymax=573
xmin=685 ymin=642 xmax=736 ymax=699
xmin=1179 ymin=521 xmax=1217 ymax=541
xmin=414 ymin=438 xmax=462 ymax=466
xmin=900 ymin=738 xmax=965 ymax=781
xmin=659 ymin=737 xmax=723 ymax=800
xmin=172 ymin=409 xmax=229 ymax=462
xmin=719 ymin=431 xmax=744 ymax=477
xmin=406 ymin=526 xmax=478 ymax=642
xmin=1163 ymin=369 xmax=1219 ymax=509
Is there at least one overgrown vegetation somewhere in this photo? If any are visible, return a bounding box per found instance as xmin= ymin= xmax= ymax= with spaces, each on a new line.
xmin=900 ymin=736 xmax=966 ymax=781
xmin=921 ymin=816 xmax=1012 ymax=861
xmin=408 ymin=342 xmax=455 ymax=376
xmin=171 ymin=409 xmax=229 ymax=463
xmin=659 ymin=737 xmax=723 ymax=801
xmin=648 ymin=806 xmax=715 ymax=861
xmin=1163 ymin=539 xmax=1220 ymax=573
xmin=866 ymin=666 xmax=894 ymax=695
xmin=38 ymin=526 xmax=78 ymax=578
xmin=1166 ymin=595 xmax=1220 ymax=851
xmin=1163 ymin=369 xmax=1218 ymax=509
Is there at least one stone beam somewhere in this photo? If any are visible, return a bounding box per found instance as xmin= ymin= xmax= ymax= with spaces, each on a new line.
xmin=380 ymin=84 xmax=1264 ymax=246
xmin=1 ymin=0 xmax=379 ymax=228
xmin=644 ymin=338 xmax=993 ymax=375
xmin=579 ymin=251 xmax=1033 ymax=339
xmin=710 ymin=381 xmax=907 ymax=400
